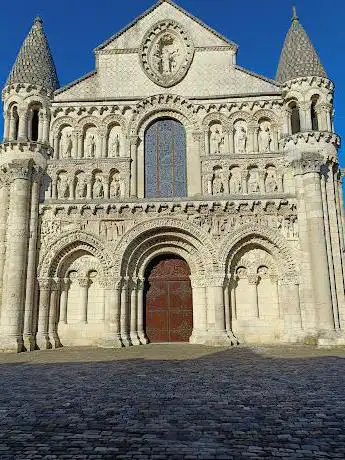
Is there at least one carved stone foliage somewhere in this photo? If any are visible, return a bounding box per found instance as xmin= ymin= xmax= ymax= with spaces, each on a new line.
xmin=140 ymin=20 xmax=194 ymax=87
xmin=233 ymin=248 xmax=278 ymax=279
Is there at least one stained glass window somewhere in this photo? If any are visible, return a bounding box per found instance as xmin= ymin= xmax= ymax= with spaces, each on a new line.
xmin=145 ymin=118 xmax=187 ymax=198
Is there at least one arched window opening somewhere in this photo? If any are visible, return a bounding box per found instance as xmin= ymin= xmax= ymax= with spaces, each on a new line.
xmin=311 ymin=95 xmax=319 ymax=131
xmin=144 ymin=118 xmax=187 ymax=198
xmin=31 ymin=108 xmax=40 ymax=141
xmin=289 ymin=101 xmax=300 ymax=134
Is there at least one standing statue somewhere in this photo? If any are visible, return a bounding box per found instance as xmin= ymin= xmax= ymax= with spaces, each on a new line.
xmin=110 ymin=174 xmax=121 ymax=198
xmin=265 ymin=170 xmax=278 ymax=193
xmin=247 ymin=170 xmax=260 ymax=194
xmin=212 ymin=170 xmax=224 ymax=195
xmin=63 ymin=133 xmax=73 ymax=159
xmin=235 ymin=126 xmax=247 ymax=154
xmin=210 ymin=127 xmax=224 ymax=154
xmin=93 ymin=177 xmax=104 ymax=199
xmin=230 ymin=172 xmax=242 ymax=194
xmin=57 ymin=175 xmax=70 ymax=199
xmin=76 ymin=175 xmax=87 ymax=199
xmin=86 ymin=134 xmax=96 ymax=158
xmin=259 ymin=126 xmax=272 ymax=152
xmin=110 ymin=134 xmax=120 ymax=158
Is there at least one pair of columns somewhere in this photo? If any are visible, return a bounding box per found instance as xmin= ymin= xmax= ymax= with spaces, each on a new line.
xmin=5 ymin=108 xmax=50 ymax=144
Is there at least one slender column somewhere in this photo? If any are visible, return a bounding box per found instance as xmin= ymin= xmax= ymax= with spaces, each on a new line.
xmin=258 ymin=170 xmax=266 ymax=194
xmin=293 ymin=155 xmax=334 ymax=331
xmin=120 ymin=278 xmax=131 ymax=346
xmin=53 ymin=133 xmax=60 ymax=159
xmin=129 ymin=278 xmax=140 ymax=345
xmin=279 ymin=279 xmax=303 ymax=341
xmin=204 ymin=274 xmax=235 ymax=345
xmin=18 ymin=109 xmax=28 ymax=142
xmin=86 ymin=173 xmax=92 ymax=200
xmin=229 ymin=278 xmax=237 ymax=320
xmin=0 ymin=176 xmax=9 ymax=302
xmin=247 ymin=126 xmax=255 ymax=152
xmin=253 ymin=128 xmax=259 ymax=153
xmin=42 ymin=112 xmax=50 ymax=144
xmin=241 ymin=170 xmax=248 ymax=194
xmin=103 ymin=175 xmax=110 ymax=200
xmin=77 ymin=132 xmax=83 ymax=159
xmin=100 ymin=133 xmax=106 ymax=158
xmin=49 ymin=279 xmax=62 ymax=348
xmin=130 ymin=136 xmax=138 ymax=198
xmin=102 ymin=279 xmax=123 ymax=348
xmin=224 ymin=280 xmax=231 ymax=334
xmin=282 ymin=108 xmax=291 ymax=136
xmin=189 ymin=276 xmax=208 ymax=344
xmin=247 ymin=274 xmax=259 ymax=317
xmin=189 ymin=132 xmax=202 ymax=195
xmin=36 ymin=278 xmax=52 ymax=350
xmin=272 ymin=127 xmax=279 ymax=152
xmin=137 ymin=279 xmax=148 ymax=344
xmin=59 ymin=278 xmax=70 ymax=324
xmin=72 ymin=132 xmax=78 ymax=159
xmin=7 ymin=113 xmax=14 ymax=141
xmin=78 ymin=277 xmax=90 ymax=323
xmin=23 ymin=175 xmax=41 ymax=351
xmin=38 ymin=112 xmax=44 ymax=143
xmin=229 ymin=128 xmax=234 ymax=154
xmin=303 ymin=102 xmax=312 ymax=131
xmin=204 ymin=131 xmax=210 ymax=156
xmin=0 ymin=161 xmax=33 ymax=352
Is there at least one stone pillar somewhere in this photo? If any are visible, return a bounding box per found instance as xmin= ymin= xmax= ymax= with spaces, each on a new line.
xmin=38 ymin=112 xmax=44 ymax=143
xmin=59 ymin=278 xmax=70 ymax=324
xmin=36 ymin=278 xmax=52 ymax=350
xmin=247 ymin=274 xmax=259 ymax=317
xmin=293 ymin=154 xmax=334 ymax=332
xmin=49 ymin=279 xmax=62 ymax=348
xmin=204 ymin=131 xmax=209 ymax=156
xmin=229 ymin=278 xmax=237 ymax=320
xmin=120 ymin=278 xmax=131 ymax=346
xmin=241 ymin=170 xmax=248 ymax=194
xmin=8 ymin=113 xmax=16 ymax=141
xmin=103 ymin=174 xmax=110 ymax=200
xmin=53 ymin=133 xmax=60 ymax=160
xmin=0 ymin=160 xmax=33 ymax=352
xmin=229 ymin=128 xmax=234 ymax=154
xmin=130 ymin=136 xmax=138 ymax=198
xmin=189 ymin=132 xmax=202 ymax=196
xmin=137 ymin=279 xmax=148 ymax=344
xmin=272 ymin=126 xmax=279 ymax=152
xmin=223 ymin=280 xmax=231 ymax=335
xmin=253 ymin=127 xmax=259 ymax=153
xmin=18 ymin=108 xmax=28 ymax=142
xmin=77 ymin=132 xmax=83 ymax=159
xmin=204 ymin=274 xmax=235 ymax=345
xmin=102 ymin=279 xmax=123 ymax=348
xmin=129 ymin=278 xmax=141 ymax=346
xmin=0 ymin=174 xmax=9 ymax=301
xmin=247 ymin=126 xmax=255 ymax=153
xmin=189 ymin=276 xmax=208 ymax=344
xmin=279 ymin=278 xmax=303 ymax=341
xmin=42 ymin=111 xmax=50 ymax=144
xmin=258 ymin=170 xmax=266 ymax=194
xmin=78 ymin=277 xmax=90 ymax=323
xmin=23 ymin=174 xmax=41 ymax=351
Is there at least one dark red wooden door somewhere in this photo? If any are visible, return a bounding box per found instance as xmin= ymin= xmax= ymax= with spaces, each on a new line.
xmin=145 ymin=256 xmax=193 ymax=342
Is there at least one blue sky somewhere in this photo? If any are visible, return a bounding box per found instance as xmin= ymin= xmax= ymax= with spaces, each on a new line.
xmin=0 ymin=0 xmax=344 ymax=163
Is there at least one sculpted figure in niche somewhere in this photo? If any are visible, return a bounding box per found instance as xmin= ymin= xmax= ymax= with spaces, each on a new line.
xmin=212 ymin=169 xmax=224 ymax=195
xmin=93 ymin=176 xmax=104 ymax=199
xmin=57 ymin=174 xmax=70 ymax=199
xmin=265 ymin=169 xmax=278 ymax=193
xmin=86 ymin=134 xmax=96 ymax=158
xmin=75 ymin=174 xmax=87 ymax=199
xmin=62 ymin=133 xmax=73 ymax=159
xmin=235 ymin=126 xmax=247 ymax=154
xmin=247 ymin=170 xmax=260 ymax=194
xmin=259 ymin=124 xmax=272 ymax=152
xmin=153 ymin=34 xmax=180 ymax=75
xmin=109 ymin=134 xmax=120 ymax=158
xmin=110 ymin=174 xmax=123 ymax=198
xmin=230 ymin=171 xmax=242 ymax=194
xmin=210 ymin=126 xmax=224 ymax=154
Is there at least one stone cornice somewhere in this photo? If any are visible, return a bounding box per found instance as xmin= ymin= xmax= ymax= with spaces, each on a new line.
xmin=0 ymin=141 xmax=52 ymax=158
xmin=279 ymin=131 xmax=340 ymax=149
xmin=281 ymin=76 xmax=334 ymax=92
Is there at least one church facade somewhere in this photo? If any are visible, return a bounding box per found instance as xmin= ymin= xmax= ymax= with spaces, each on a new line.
xmin=0 ymin=0 xmax=344 ymax=352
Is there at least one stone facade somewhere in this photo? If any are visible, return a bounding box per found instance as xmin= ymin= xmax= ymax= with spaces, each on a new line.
xmin=0 ymin=0 xmax=344 ymax=352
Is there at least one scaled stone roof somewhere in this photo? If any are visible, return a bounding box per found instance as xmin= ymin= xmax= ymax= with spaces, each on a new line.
xmin=276 ymin=11 xmax=327 ymax=83
xmin=6 ymin=17 xmax=59 ymax=91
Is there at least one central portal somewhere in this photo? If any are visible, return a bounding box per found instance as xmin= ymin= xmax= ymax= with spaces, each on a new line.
xmin=144 ymin=255 xmax=193 ymax=343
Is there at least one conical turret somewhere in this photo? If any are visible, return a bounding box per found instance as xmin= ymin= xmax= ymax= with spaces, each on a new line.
xmin=276 ymin=7 xmax=327 ymax=83
xmin=6 ymin=17 xmax=59 ymax=92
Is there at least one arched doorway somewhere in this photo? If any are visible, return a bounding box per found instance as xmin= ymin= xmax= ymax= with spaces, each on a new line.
xmin=144 ymin=118 xmax=187 ymax=198
xmin=144 ymin=255 xmax=193 ymax=342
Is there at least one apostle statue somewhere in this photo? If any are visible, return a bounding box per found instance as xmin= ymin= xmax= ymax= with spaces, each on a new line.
xmin=110 ymin=134 xmax=120 ymax=158
xmin=259 ymin=125 xmax=272 ymax=152
xmin=93 ymin=176 xmax=104 ymax=199
xmin=235 ymin=126 xmax=247 ymax=154
xmin=210 ymin=127 xmax=224 ymax=154
xmin=247 ymin=170 xmax=260 ymax=194
xmin=57 ymin=175 xmax=70 ymax=199
xmin=63 ymin=133 xmax=73 ymax=159
xmin=75 ymin=174 xmax=87 ymax=199
xmin=86 ymin=134 xmax=96 ymax=158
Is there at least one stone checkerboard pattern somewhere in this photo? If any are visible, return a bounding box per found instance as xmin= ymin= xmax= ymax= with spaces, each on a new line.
xmin=0 ymin=344 xmax=345 ymax=459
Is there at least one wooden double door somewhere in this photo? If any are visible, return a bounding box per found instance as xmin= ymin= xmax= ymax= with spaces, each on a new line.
xmin=144 ymin=255 xmax=193 ymax=342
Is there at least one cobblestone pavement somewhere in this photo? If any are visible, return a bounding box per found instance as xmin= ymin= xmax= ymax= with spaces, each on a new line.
xmin=1 ymin=344 xmax=345 ymax=459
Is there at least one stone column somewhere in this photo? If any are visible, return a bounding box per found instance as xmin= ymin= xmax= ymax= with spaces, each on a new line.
xmin=53 ymin=133 xmax=60 ymax=159
xmin=42 ymin=111 xmax=50 ymax=144
xmin=258 ymin=170 xmax=266 ymax=194
xmin=38 ymin=112 xmax=44 ymax=143
xmin=229 ymin=128 xmax=234 ymax=154
xmin=129 ymin=278 xmax=140 ymax=346
xmin=49 ymin=279 xmax=62 ymax=348
xmin=189 ymin=132 xmax=202 ymax=196
xmin=223 ymin=280 xmax=231 ymax=335
xmin=103 ymin=174 xmax=110 ymax=200
xmin=120 ymin=278 xmax=131 ymax=346
xmin=272 ymin=126 xmax=279 ymax=152
xmin=78 ymin=277 xmax=90 ymax=323
xmin=205 ymin=274 xmax=235 ymax=345
xmin=279 ymin=278 xmax=303 ymax=341
xmin=241 ymin=170 xmax=248 ymax=194
xmin=229 ymin=278 xmax=237 ymax=320
xmin=72 ymin=132 xmax=78 ymax=159
xmin=18 ymin=108 xmax=28 ymax=142
xmin=137 ymin=278 xmax=148 ymax=344
xmin=0 ymin=160 xmax=33 ymax=352
xmin=59 ymin=278 xmax=70 ymax=324
xmin=130 ymin=136 xmax=138 ymax=198
xmin=8 ymin=113 xmax=16 ymax=141
xmin=247 ymin=126 xmax=255 ymax=153
xmin=23 ymin=173 xmax=42 ymax=351
xmin=189 ymin=276 xmax=208 ymax=344
xmin=36 ymin=278 xmax=52 ymax=350
xmin=204 ymin=131 xmax=210 ymax=156
xmin=0 ymin=174 xmax=9 ymax=301
xmin=252 ymin=127 xmax=259 ymax=153
xmin=77 ymin=132 xmax=83 ymax=159
xmin=292 ymin=155 xmax=334 ymax=332
xmin=102 ymin=279 xmax=123 ymax=348
xmin=247 ymin=274 xmax=259 ymax=317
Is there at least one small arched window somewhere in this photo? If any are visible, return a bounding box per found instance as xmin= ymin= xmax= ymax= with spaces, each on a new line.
xmin=289 ymin=101 xmax=301 ymax=135
xmin=311 ymin=95 xmax=319 ymax=131
xmin=31 ymin=108 xmax=40 ymax=141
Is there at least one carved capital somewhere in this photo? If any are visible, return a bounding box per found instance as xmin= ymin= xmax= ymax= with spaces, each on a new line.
xmin=8 ymin=159 xmax=33 ymax=182
xmin=247 ymin=274 xmax=258 ymax=285
xmin=291 ymin=153 xmax=323 ymax=176
xmin=38 ymin=277 xmax=52 ymax=291
xmin=129 ymin=135 xmax=139 ymax=147
xmin=78 ymin=277 xmax=90 ymax=288
xmin=192 ymin=132 xmax=203 ymax=142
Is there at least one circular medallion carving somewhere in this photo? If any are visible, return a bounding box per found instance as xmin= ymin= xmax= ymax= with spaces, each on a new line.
xmin=140 ymin=20 xmax=194 ymax=88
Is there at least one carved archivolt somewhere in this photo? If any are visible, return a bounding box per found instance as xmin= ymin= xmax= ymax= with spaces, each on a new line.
xmin=78 ymin=115 xmax=101 ymax=131
xmin=202 ymin=112 xmax=231 ymax=132
xmin=101 ymin=114 xmax=127 ymax=133
xmin=51 ymin=116 xmax=77 ymax=135
xmin=38 ymin=231 xmax=113 ymax=278
xmin=252 ymin=109 xmax=278 ymax=125
xmin=229 ymin=110 xmax=252 ymax=125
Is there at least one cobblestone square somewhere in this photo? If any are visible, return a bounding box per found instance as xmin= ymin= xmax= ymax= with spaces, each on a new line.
xmin=0 ymin=345 xmax=345 ymax=459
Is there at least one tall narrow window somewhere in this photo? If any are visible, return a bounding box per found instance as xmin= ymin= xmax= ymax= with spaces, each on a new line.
xmin=290 ymin=102 xmax=300 ymax=134
xmin=311 ymin=96 xmax=319 ymax=131
xmin=31 ymin=108 xmax=40 ymax=141
xmin=145 ymin=118 xmax=187 ymax=198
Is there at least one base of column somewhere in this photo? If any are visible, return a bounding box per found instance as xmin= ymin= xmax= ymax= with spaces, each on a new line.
xmin=120 ymin=334 xmax=132 ymax=347
xmin=51 ymin=334 xmax=63 ymax=349
xmin=0 ymin=334 xmax=25 ymax=353
xmin=23 ymin=334 xmax=36 ymax=351
xmin=130 ymin=332 xmax=141 ymax=346
xmin=317 ymin=330 xmax=345 ymax=347
xmin=138 ymin=332 xmax=149 ymax=345
xmin=202 ymin=330 xmax=237 ymax=347
xmin=36 ymin=334 xmax=52 ymax=350
xmin=99 ymin=334 xmax=124 ymax=349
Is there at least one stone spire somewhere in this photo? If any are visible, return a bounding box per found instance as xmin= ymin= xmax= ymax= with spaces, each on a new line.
xmin=276 ymin=6 xmax=327 ymax=83
xmin=6 ymin=16 xmax=59 ymax=92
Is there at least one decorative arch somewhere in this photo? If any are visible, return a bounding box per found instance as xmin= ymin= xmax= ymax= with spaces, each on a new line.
xmin=38 ymin=232 xmax=114 ymax=279
xmin=202 ymin=112 xmax=231 ymax=132
xmin=51 ymin=116 xmax=77 ymax=135
xmin=229 ymin=110 xmax=252 ymax=125
xmin=78 ymin=115 xmax=101 ymax=131
xmin=252 ymin=109 xmax=278 ymax=125
xmin=101 ymin=113 xmax=127 ymax=133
